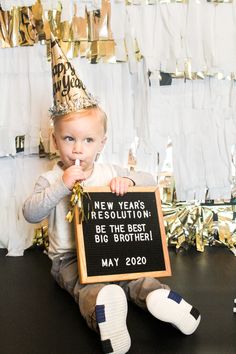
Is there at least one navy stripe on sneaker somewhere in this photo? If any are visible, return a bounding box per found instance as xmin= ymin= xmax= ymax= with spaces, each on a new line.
xmin=101 ymin=339 xmax=113 ymax=354
xmin=190 ymin=306 xmax=200 ymax=320
xmin=96 ymin=304 xmax=106 ymax=323
xmin=168 ymin=290 xmax=182 ymax=304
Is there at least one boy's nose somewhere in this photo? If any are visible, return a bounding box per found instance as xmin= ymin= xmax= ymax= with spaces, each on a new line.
xmin=73 ymin=140 xmax=82 ymax=154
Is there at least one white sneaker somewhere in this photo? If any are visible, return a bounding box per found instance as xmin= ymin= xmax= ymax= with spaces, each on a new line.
xmin=96 ymin=284 xmax=131 ymax=354
xmin=146 ymin=288 xmax=201 ymax=335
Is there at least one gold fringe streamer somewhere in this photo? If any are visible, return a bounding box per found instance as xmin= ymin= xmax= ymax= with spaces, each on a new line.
xmin=33 ymin=223 xmax=49 ymax=251
xmin=0 ymin=1 xmax=118 ymax=62
xmin=163 ymin=202 xmax=236 ymax=254
xmin=1 ymin=0 xmax=235 ymax=71
xmin=66 ymin=182 xmax=91 ymax=224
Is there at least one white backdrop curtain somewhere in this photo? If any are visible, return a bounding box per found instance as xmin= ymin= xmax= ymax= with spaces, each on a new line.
xmin=1 ymin=1 xmax=236 ymax=254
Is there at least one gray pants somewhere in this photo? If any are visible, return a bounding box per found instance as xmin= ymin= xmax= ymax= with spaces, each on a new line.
xmin=51 ymin=252 xmax=170 ymax=332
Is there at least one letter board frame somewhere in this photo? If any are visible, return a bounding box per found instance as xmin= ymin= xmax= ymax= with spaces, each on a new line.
xmin=74 ymin=186 xmax=171 ymax=284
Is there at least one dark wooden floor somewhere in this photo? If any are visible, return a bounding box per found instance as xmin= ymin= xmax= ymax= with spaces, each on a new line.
xmin=1 ymin=246 xmax=236 ymax=354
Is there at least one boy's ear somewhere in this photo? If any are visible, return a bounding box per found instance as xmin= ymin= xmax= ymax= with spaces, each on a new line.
xmin=99 ymin=136 xmax=107 ymax=152
xmin=52 ymin=132 xmax=58 ymax=150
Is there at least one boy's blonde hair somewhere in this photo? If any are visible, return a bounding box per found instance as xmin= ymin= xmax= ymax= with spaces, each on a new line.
xmin=52 ymin=106 xmax=107 ymax=135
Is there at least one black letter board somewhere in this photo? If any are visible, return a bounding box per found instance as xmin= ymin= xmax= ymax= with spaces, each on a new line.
xmin=74 ymin=186 xmax=171 ymax=284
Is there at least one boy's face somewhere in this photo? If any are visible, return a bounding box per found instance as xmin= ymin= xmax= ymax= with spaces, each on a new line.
xmin=53 ymin=108 xmax=107 ymax=171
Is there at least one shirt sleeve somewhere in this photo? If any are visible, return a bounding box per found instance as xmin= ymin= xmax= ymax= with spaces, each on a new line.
xmin=23 ymin=175 xmax=71 ymax=223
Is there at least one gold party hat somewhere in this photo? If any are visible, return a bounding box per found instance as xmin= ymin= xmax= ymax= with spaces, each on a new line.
xmin=49 ymin=33 xmax=98 ymax=117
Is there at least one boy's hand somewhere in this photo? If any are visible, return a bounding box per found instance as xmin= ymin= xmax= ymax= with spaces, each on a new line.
xmin=109 ymin=177 xmax=134 ymax=196
xmin=62 ymin=165 xmax=86 ymax=190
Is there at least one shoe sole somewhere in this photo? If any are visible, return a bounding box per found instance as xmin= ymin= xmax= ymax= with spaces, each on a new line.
xmin=96 ymin=284 xmax=131 ymax=354
xmin=146 ymin=288 xmax=201 ymax=335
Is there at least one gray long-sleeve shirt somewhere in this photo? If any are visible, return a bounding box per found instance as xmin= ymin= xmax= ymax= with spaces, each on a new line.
xmin=23 ymin=162 xmax=156 ymax=258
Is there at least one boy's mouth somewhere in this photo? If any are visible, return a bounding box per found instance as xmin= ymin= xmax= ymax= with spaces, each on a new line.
xmin=73 ymin=159 xmax=84 ymax=166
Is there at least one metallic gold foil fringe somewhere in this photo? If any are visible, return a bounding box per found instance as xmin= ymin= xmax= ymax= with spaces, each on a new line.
xmin=0 ymin=1 xmax=234 ymax=69
xmin=0 ymin=1 xmax=118 ymax=63
xmin=33 ymin=223 xmax=49 ymax=251
xmin=66 ymin=182 xmax=91 ymax=223
xmin=66 ymin=182 xmax=83 ymax=223
xmin=163 ymin=202 xmax=236 ymax=254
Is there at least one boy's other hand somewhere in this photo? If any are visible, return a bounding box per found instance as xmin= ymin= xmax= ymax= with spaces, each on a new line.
xmin=109 ymin=177 xmax=134 ymax=196
xmin=62 ymin=165 xmax=86 ymax=190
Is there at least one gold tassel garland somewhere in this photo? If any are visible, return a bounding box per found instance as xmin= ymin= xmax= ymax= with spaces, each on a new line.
xmin=163 ymin=203 xmax=236 ymax=254
xmin=66 ymin=182 xmax=91 ymax=224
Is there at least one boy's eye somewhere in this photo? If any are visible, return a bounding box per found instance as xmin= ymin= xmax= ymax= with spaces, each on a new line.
xmin=85 ymin=137 xmax=93 ymax=143
xmin=64 ymin=136 xmax=74 ymax=143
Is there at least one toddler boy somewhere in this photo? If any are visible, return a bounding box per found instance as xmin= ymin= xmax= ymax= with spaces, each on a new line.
xmin=23 ymin=34 xmax=200 ymax=354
